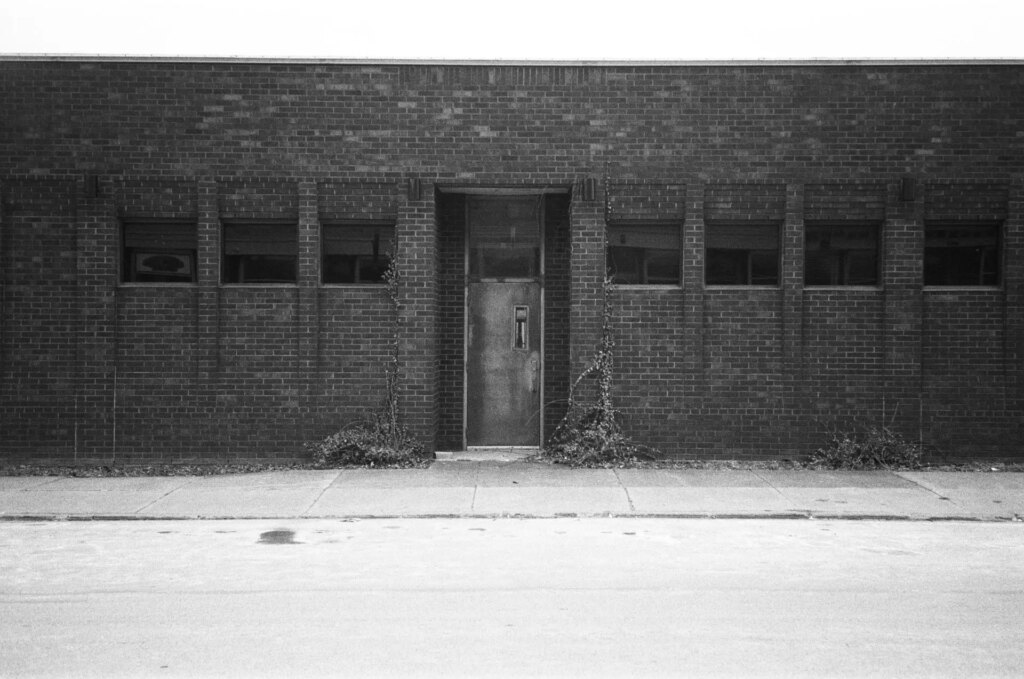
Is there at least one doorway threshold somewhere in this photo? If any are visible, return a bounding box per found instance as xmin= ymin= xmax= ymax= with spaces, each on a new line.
xmin=435 ymin=447 xmax=539 ymax=462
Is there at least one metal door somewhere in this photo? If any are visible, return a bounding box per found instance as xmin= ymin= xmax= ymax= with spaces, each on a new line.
xmin=464 ymin=195 xmax=543 ymax=447
xmin=466 ymin=282 xmax=541 ymax=446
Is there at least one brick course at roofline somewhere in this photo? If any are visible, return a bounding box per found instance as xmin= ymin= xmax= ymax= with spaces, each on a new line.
xmin=0 ymin=60 xmax=1022 ymax=462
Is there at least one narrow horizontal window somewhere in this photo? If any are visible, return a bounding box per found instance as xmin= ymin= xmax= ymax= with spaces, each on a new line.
xmin=607 ymin=222 xmax=680 ymax=285
xmin=322 ymin=223 xmax=394 ymax=284
xmin=122 ymin=221 xmax=197 ymax=283
xmin=805 ymin=223 xmax=880 ymax=286
xmin=706 ymin=223 xmax=779 ymax=285
xmin=222 ymin=223 xmax=297 ymax=284
xmin=924 ymin=222 xmax=1000 ymax=286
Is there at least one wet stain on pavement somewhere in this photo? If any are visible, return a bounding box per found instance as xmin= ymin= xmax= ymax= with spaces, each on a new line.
xmin=258 ymin=530 xmax=300 ymax=545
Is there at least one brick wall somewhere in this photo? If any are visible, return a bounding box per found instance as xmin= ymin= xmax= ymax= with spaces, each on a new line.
xmin=114 ymin=287 xmax=201 ymax=458
xmin=1 ymin=180 xmax=78 ymax=455
xmin=1 ymin=60 xmax=1022 ymax=461
xmin=0 ymin=174 xmax=405 ymax=462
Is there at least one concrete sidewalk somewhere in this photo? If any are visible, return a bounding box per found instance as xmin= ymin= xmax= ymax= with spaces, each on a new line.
xmin=1 ymin=462 xmax=1023 ymax=521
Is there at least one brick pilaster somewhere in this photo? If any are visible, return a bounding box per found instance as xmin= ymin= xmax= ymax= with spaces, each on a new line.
xmin=397 ymin=181 xmax=438 ymax=451
xmin=568 ymin=181 xmax=606 ymax=400
xmin=193 ymin=179 xmax=219 ymax=453
xmin=75 ymin=175 xmax=119 ymax=458
xmin=681 ymin=182 xmax=705 ymax=412
xmin=1006 ymin=179 xmax=1024 ymax=445
xmin=781 ymin=183 xmax=805 ymax=441
xmin=297 ymin=181 xmax=319 ymax=444
xmin=883 ymin=179 xmax=924 ymax=438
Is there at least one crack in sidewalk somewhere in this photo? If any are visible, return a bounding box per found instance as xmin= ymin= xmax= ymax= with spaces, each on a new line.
xmin=892 ymin=471 xmax=966 ymax=509
xmin=749 ymin=470 xmax=793 ymax=505
xmin=611 ymin=469 xmax=635 ymax=512
xmin=300 ymin=472 xmax=344 ymax=516
xmin=133 ymin=477 xmax=199 ymax=514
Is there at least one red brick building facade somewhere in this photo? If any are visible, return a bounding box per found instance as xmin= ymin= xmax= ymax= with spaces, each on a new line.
xmin=1 ymin=58 xmax=1022 ymax=462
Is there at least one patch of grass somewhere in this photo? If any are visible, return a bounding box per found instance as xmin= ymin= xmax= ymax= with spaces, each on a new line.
xmin=4 ymin=455 xmax=1022 ymax=477
xmin=543 ymin=405 xmax=657 ymax=468
xmin=809 ymin=426 xmax=924 ymax=470
xmin=304 ymin=416 xmax=428 ymax=469
xmin=623 ymin=458 xmax=808 ymax=470
xmin=0 ymin=462 xmax=320 ymax=477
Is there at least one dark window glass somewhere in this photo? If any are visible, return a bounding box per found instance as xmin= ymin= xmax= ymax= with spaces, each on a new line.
xmin=607 ymin=223 xmax=680 ymax=285
xmin=468 ymin=196 xmax=541 ymax=279
xmin=705 ymin=223 xmax=779 ymax=285
xmin=322 ymin=224 xmax=394 ymax=284
xmin=805 ymin=223 xmax=880 ymax=286
xmin=924 ymin=223 xmax=1000 ymax=286
xmin=223 ymin=223 xmax=297 ymax=284
xmin=123 ymin=222 xmax=197 ymax=283
xmin=477 ymin=247 xmax=537 ymax=278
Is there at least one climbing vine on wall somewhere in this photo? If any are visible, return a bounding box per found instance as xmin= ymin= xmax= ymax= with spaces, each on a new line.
xmin=305 ymin=250 xmax=426 ymax=467
xmin=542 ymin=267 xmax=657 ymax=466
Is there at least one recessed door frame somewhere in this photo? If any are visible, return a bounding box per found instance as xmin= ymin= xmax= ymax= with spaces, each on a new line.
xmin=462 ymin=192 xmax=546 ymax=450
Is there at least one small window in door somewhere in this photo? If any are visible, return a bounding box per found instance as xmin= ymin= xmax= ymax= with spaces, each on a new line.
xmin=512 ymin=306 xmax=529 ymax=350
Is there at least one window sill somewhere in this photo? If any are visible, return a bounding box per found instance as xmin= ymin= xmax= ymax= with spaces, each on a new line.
xmin=320 ymin=283 xmax=388 ymax=289
xmin=804 ymin=285 xmax=882 ymax=291
xmin=923 ymin=286 xmax=1002 ymax=292
xmin=469 ymin=277 xmax=543 ymax=284
xmin=610 ymin=284 xmax=682 ymax=290
xmin=705 ymin=285 xmax=780 ymax=290
xmin=220 ymin=283 xmax=299 ymax=288
xmin=118 ymin=282 xmax=198 ymax=288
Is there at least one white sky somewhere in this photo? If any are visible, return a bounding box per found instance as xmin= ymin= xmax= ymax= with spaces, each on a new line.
xmin=0 ymin=0 xmax=1022 ymax=61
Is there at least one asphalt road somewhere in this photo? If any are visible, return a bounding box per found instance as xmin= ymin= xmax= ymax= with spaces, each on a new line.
xmin=2 ymin=518 xmax=1022 ymax=678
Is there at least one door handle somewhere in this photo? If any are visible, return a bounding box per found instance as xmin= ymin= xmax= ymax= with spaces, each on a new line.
xmin=528 ymin=354 xmax=539 ymax=393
